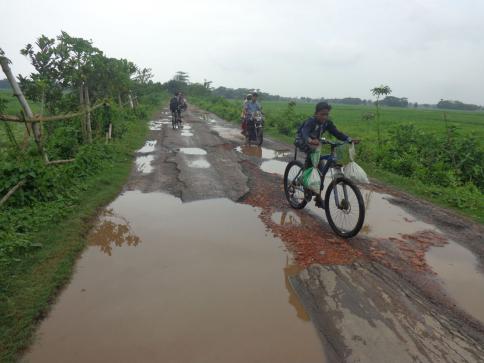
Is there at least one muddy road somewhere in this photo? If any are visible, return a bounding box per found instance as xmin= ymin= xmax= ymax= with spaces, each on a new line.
xmin=23 ymin=106 xmax=484 ymax=362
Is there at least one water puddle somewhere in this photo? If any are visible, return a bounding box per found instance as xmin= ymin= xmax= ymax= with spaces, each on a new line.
xmin=24 ymin=192 xmax=325 ymax=362
xmin=149 ymin=120 xmax=162 ymax=130
xmin=181 ymin=131 xmax=194 ymax=137
xmin=260 ymin=160 xmax=287 ymax=176
xmin=187 ymin=158 xmax=211 ymax=168
xmin=182 ymin=125 xmax=192 ymax=130
xmin=135 ymin=155 xmax=154 ymax=173
xmin=211 ymin=125 xmax=244 ymax=141
xmin=179 ymin=147 xmax=207 ymax=155
xmin=235 ymin=146 xmax=291 ymax=159
xmin=360 ymin=189 xmax=437 ymax=238
xmin=272 ymin=211 xmax=302 ymax=227
xmin=137 ymin=140 xmax=157 ymax=153
xmin=426 ymin=241 xmax=484 ymax=323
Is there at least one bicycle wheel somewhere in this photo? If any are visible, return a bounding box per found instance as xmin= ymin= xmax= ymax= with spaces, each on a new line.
xmin=284 ymin=160 xmax=307 ymax=209
xmin=324 ymin=177 xmax=365 ymax=238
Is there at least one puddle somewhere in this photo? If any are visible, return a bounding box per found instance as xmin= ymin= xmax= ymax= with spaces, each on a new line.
xmin=182 ymin=125 xmax=192 ymax=130
xmin=135 ymin=155 xmax=154 ymax=173
xmin=149 ymin=120 xmax=162 ymax=130
xmin=260 ymin=160 xmax=287 ymax=176
xmin=427 ymin=241 xmax=484 ymax=323
xmin=187 ymin=158 xmax=211 ymax=168
xmin=179 ymin=147 xmax=207 ymax=155
xmin=272 ymin=211 xmax=302 ymax=226
xmin=360 ymin=189 xmax=438 ymax=238
xmin=181 ymin=131 xmax=194 ymax=137
xmin=236 ymin=146 xmax=290 ymax=159
xmin=211 ymin=125 xmax=244 ymax=141
xmin=137 ymin=140 xmax=157 ymax=153
xmin=24 ymin=192 xmax=324 ymax=362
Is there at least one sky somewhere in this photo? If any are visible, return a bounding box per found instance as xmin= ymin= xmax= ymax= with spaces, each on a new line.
xmin=1 ymin=0 xmax=484 ymax=104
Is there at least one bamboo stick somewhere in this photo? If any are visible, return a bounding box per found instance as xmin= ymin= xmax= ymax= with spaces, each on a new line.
xmin=0 ymin=180 xmax=26 ymax=208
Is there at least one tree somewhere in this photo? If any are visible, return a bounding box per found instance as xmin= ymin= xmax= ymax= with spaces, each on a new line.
xmin=371 ymin=85 xmax=392 ymax=148
xmin=173 ymin=71 xmax=189 ymax=83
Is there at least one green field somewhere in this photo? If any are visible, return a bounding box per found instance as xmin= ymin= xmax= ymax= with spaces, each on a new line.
xmin=0 ymin=89 xmax=42 ymax=149
xmin=261 ymin=101 xmax=484 ymax=140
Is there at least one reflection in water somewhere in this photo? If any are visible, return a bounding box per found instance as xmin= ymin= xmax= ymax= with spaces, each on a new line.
xmin=427 ymin=241 xmax=484 ymax=323
xmin=235 ymin=145 xmax=291 ymax=159
xmin=88 ymin=209 xmax=141 ymax=256
xmin=260 ymin=160 xmax=287 ymax=176
xmin=272 ymin=211 xmax=302 ymax=226
xmin=284 ymin=257 xmax=310 ymax=321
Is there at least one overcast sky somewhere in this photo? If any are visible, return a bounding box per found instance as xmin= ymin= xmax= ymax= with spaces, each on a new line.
xmin=1 ymin=0 xmax=484 ymax=104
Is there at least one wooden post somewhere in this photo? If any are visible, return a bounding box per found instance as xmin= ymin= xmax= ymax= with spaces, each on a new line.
xmin=0 ymin=52 xmax=48 ymax=162
xmin=79 ymin=82 xmax=87 ymax=141
xmin=128 ymin=92 xmax=134 ymax=109
xmin=84 ymin=84 xmax=92 ymax=143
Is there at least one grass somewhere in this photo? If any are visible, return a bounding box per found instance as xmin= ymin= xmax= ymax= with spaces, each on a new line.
xmin=0 ymin=101 xmax=162 ymax=362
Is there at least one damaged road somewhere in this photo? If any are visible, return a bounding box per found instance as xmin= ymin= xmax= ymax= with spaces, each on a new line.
xmin=23 ymin=105 xmax=484 ymax=362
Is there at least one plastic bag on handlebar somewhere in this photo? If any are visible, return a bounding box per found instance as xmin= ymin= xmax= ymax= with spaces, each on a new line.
xmin=343 ymin=144 xmax=369 ymax=184
xmin=302 ymin=150 xmax=321 ymax=193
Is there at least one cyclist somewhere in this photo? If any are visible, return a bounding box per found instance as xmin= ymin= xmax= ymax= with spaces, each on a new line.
xmin=295 ymin=101 xmax=359 ymax=206
xmin=170 ymin=92 xmax=180 ymax=119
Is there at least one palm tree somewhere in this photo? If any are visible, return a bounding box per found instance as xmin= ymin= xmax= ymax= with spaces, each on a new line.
xmin=371 ymin=85 xmax=392 ymax=147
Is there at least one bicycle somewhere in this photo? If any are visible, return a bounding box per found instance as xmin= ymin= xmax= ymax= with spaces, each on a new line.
xmin=283 ymin=138 xmax=365 ymax=238
xmin=245 ymin=111 xmax=264 ymax=146
xmin=171 ymin=110 xmax=182 ymax=129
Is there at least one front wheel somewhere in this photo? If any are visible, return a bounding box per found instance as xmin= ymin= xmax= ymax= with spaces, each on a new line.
xmin=256 ymin=128 xmax=263 ymax=146
xmin=284 ymin=160 xmax=307 ymax=209
xmin=324 ymin=177 xmax=365 ymax=238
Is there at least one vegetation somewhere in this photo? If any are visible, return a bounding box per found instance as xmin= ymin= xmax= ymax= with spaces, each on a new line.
xmin=0 ymin=33 xmax=168 ymax=361
xmin=190 ymin=95 xmax=484 ymax=222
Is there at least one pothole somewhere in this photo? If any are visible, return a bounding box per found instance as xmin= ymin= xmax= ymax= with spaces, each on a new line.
xmin=179 ymin=148 xmax=207 ymax=155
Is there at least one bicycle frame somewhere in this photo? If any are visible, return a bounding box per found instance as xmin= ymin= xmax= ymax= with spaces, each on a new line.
xmin=292 ymin=140 xmax=348 ymax=209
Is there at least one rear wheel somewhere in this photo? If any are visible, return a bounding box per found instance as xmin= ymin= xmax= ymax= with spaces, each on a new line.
xmin=284 ymin=160 xmax=307 ymax=209
xmin=324 ymin=177 xmax=365 ymax=238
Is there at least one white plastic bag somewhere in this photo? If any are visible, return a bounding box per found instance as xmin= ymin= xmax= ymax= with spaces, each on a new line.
xmin=343 ymin=144 xmax=369 ymax=184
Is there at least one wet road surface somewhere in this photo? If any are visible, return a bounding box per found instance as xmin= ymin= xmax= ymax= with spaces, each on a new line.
xmin=23 ymin=106 xmax=484 ymax=362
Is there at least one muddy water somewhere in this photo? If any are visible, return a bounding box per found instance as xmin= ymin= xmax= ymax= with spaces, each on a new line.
xmin=427 ymin=241 xmax=484 ymax=323
xmin=135 ymin=155 xmax=155 ymax=173
xmin=24 ymin=192 xmax=324 ymax=363
xmin=137 ymin=140 xmax=157 ymax=153
xmin=179 ymin=147 xmax=207 ymax=155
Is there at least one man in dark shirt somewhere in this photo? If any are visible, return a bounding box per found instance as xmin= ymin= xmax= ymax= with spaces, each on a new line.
xmin=295 ymin=101 xmax=359 ymax=206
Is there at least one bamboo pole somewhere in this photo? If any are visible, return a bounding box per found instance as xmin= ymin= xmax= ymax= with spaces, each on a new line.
xmin=0 ymin=180 xmax=26 ymax=208
xmin=0 ymin=52 xmax=48 ymax=162
xmin=84 ymin=84 xmax=92 ymax=143
xmin=0 ymin=103 xmax=106 ymax=123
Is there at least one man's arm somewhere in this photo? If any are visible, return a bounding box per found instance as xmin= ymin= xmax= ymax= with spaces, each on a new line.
xmin=326 ymin=120 xmax=351 ymax=142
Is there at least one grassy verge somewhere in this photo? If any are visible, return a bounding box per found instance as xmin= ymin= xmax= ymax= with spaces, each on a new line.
xmin=0 ymin=102 xmax=163 ymax=362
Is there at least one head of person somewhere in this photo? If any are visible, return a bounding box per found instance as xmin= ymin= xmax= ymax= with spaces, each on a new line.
xmin=246 ymin=93 xmax=252 ymax=101
xmin=175 ymin=91 xmax=180 ymax=97
xmin=315 ymin=102 xmax=331 ymax=123
xmin=251 ymin=92 xmax=258 ymax=102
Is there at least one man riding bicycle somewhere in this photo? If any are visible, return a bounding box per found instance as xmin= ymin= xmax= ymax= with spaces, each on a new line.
xmin=295 ymin=101 xmax=359 ymax=206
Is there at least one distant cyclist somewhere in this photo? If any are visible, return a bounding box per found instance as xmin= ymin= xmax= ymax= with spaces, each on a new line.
xmin=170 ymin=92 xmax=180 ymax=117
xmin=295 ymin=101 xmax=359 ymax=206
